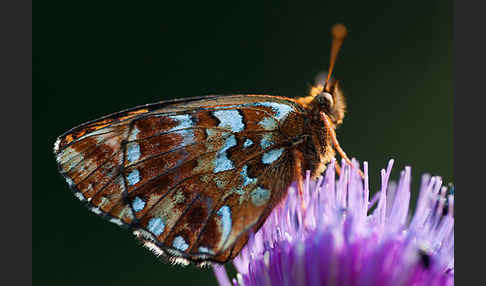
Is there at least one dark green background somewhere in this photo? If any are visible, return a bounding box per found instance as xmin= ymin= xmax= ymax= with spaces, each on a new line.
xmin=34 ymin=1 xmax=452 ymax=285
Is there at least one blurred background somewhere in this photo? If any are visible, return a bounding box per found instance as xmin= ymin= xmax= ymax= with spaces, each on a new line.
xmin=34 ymin=0 xmax=452 ymax=285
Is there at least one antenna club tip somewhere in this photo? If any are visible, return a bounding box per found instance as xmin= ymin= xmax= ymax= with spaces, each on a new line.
xmin=331 ymin=24 xmax=347 ymax=40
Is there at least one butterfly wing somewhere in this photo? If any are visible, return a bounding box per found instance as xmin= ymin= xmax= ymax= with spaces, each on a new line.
xmin=54 ymin=94 xmax=306 ymax=265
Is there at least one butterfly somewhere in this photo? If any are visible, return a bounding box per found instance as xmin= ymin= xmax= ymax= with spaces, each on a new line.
xmin=53 ymin=24 xmax=356 ymax=266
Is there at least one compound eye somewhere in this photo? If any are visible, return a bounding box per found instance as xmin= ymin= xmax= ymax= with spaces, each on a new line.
xmin=321 ymin=92 xmax=334 ymax=108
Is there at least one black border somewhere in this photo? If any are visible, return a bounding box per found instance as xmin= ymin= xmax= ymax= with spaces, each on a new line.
xmin=1 ymin=0 xmax=32 ymax=285
xmin=455 ymin=0 xmax=486 ymax=283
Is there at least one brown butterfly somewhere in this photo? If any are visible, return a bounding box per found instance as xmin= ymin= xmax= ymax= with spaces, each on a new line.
xmin=53 ymin=24 xmax=357 ymax=266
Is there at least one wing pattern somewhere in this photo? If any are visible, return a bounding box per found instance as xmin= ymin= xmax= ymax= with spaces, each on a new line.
xmin=54 ymin=95 xmax=306 ymax=265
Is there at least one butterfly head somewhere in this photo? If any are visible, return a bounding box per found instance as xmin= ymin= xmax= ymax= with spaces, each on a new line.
xmin=302 ymin=79 xmax=346 ymax=127
xmin=318 ymin=79 xmax=346 ymax=126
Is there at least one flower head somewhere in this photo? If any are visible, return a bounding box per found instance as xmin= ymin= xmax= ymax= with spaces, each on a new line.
xmin=213 ymin=159 xmax=454 ymax=286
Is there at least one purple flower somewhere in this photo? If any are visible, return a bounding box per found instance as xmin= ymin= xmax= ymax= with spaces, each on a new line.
xmin=213 ymin=159 xmax=454 ymax=286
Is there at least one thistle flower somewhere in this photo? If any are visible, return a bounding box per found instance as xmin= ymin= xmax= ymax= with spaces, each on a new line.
xmin=213 ymin=159 xmax=454 ymax=286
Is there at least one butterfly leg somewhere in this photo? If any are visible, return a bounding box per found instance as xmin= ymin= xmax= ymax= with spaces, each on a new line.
xmin=292 ymin=149 xmax=306 ymax=211
xmin=320 ymin=112 xmax=364 ymax=178
xmin=334 ymin=160 xmax=342 ymax=176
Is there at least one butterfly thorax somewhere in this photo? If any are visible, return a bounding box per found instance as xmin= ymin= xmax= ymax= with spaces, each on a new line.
xmin=294 ymin=81 xmax=346 ymax=178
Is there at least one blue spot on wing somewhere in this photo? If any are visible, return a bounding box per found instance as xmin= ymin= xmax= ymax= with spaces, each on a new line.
xmin=214 ymin=135 xmax=237 ymax=173
xmin=132 ymin=196 xmax=146 ymax=212
xmin=262 ymin=148 xmax=285 ymax=164
xmin=256 ymin=102 xmax=293 ymax=120
xmin=243 ymin=139 xmax=253 ymax=148
xmin=127 ymin=169 xmax=140 ymax=185
xmin=217 ymin=206 xmax=232 ymax=244
xmin=260 ymin=133 xmax=273 ymax=149
xmin=241 ymin=165 xmax=257 ymax=186
xmin=147 ymin=217 xmax=165 ymax=236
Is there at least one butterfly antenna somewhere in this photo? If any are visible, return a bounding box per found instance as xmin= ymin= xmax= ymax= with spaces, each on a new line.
xmin=325 ymin=24 xmax=347 ymax=92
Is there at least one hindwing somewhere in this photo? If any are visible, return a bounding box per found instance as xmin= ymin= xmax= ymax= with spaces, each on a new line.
xmin=54 ymin=94 xmax=305 ymax=264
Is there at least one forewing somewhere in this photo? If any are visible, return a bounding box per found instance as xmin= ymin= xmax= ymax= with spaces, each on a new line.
xmin=54 ymin=94 xmax=305 ymax=265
